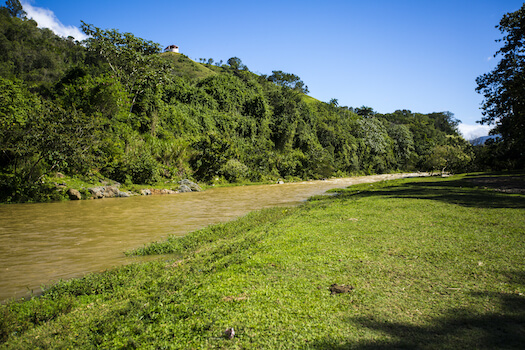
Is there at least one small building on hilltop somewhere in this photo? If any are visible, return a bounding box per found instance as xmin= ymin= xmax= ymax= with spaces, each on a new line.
xmin=164 ymin=44 xmax=179 ymax=53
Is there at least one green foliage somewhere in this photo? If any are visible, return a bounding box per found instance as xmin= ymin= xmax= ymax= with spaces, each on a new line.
xmin=2 ymin=0 xmax=26 ymax=18
xmin=355 ymin=105 xmax=375 ymax=117
xmin=0 ymin=77 xmax=38 ymax=127
xmin=102 ymin=134 xmax=160 ymax=184
xmin=0 ymin=10 xmax=85 ymax=86
xmin=190 ymin=132 xmax=231 ymax=181
xmin=227 ymin=56 xmax=244 ymax=70
xmin=472 ymin=137 xmax=515 ymax=171
xmin=476 ymin=4 xmax=525 ymax=169
xmin=0 ymin=17 xmax=476 ymax=201
xmin=268 ymin=70 xmax=309 ymax=93
xmin=55 ymin=73 xmax=130 ymax=121
xmin=219 ymin=159 xmax=249 ymax=182
xmin=424 ymin=136 xmax=473 ymax=174
xmin=111 ymin=152 xmax=159 ymax=185
xmin=81 ymin=22 xmax=168 ymax=113
xmin=0 ymin=78 xmax=106 ymax=201
xmin=386 ymin=123 xmax=414 ymax=168
xmin=0 ymin=175 xmax=67 ymax=203
xmin=149 ymin=136 xmax=194 ymax=178
xmin=197 ymin=74 xmax=250 ymax=113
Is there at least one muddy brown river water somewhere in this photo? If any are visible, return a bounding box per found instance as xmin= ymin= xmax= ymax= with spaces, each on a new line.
xmin=0 ymin=174 xmax=424 ymax=302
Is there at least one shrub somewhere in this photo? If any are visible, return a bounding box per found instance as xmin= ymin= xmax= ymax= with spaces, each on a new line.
xmin=107 ymin=152 xmax=159 ymax=185
xmin=220 ymin=159 xmax=249 ymax=182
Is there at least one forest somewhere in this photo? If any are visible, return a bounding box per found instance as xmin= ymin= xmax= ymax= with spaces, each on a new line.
xmin=0 ymin=5 xmax=482 ymax=203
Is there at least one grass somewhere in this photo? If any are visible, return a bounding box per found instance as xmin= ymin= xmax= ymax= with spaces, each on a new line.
xmin=1 ymin=173 xmax=524 ymax=349
xmin=301 ymin=94 xmax=321 ymax=105
xmin=160 ymin=52 xmax=216 ymax=80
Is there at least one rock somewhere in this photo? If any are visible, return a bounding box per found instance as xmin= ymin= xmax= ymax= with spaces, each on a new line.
xmin=277 ymin=180 xmax=284 ymax=184
xmin=88 ymin=187 xmax=104 ymax=199
xmin=178 ymin=184 xmax=192 ymax=193
xmin=140 ymin=189 xmax=152 ymax=196
xmin=178 ymin=179 xmax=202 ymax=192
xmin=224 ymin=328 xmax=235 ymax=339
xmin=150 ymin=189 xmax=177 ymax=195
xmin=88 ymin=186 xmax=121 ymax=199
xmin=118 ymin=191 xmax=130 ymax=197
xmin=329 ymin=284 xmax=354 ymax=295
xmin=103 ymin=186 xmax=120 ymax=198
xmin=67 ymin=188 xmax=82 ymax=200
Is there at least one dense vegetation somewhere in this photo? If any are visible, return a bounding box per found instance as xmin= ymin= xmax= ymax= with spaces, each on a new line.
xmin=1 ymin=174 xmax=524 ymax=348
xmin=0 ymin=4 xmax=473 ymax=202
xmin=476 ymin=3 xmax=525 ymax=170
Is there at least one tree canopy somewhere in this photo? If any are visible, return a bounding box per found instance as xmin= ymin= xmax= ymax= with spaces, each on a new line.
xmin=476 ymin=3 xmax=525 ymax=168
xmin=268 ymin=70 xmax=309 ymax=94
xmin=0 ymin=10 xmax=474 ymax=202
xmin=2 ymin=0 xmax=25 ymax=18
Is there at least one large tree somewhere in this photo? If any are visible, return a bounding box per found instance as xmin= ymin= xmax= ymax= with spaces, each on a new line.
xmin=476 ymin=4 xmax=525 ymax=167
xmin=80 ymin=22 xmax=168 ymax=113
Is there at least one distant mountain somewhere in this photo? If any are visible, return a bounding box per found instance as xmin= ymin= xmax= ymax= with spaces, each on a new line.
xmin=470 ymin=135 xmax=500 ymax=146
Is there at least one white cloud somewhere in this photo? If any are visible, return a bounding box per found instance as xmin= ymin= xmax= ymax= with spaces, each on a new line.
xmin=21 ymin=1 xmax=87 ymax=41
xmin=457 ymin=123 xmax=493 ymax=140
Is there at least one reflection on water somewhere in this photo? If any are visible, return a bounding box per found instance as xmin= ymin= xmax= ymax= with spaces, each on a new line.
xmin=0 ymin=174 xmax=421 ymax=302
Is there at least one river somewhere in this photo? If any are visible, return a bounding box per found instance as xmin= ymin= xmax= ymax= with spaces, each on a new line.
xmin=0 ymin=173 xmax=423 ymax=302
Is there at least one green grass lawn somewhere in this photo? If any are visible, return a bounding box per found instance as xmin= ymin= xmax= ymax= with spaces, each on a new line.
xmin=1 ymin=174 xmax=524 ymax=349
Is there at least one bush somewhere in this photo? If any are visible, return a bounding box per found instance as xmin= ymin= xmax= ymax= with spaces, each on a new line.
xmin=106 ymin=152 xmax=159 ymax=185
xmin=0 ymin=174 xmax=66 ymax=203
xmin=220 ymin=159 xmax=249 ymax=182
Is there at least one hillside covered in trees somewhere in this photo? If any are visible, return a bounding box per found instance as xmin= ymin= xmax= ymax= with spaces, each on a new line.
xmin=0 ymin=6 xmax=473 ymax=202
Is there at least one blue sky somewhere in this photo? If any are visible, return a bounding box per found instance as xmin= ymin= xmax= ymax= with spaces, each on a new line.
xmin=17 ymin=0 xmax=525 ymax=139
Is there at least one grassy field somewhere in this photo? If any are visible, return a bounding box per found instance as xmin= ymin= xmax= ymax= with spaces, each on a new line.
xmin=1 ymin=173 xmax=524 ymax=349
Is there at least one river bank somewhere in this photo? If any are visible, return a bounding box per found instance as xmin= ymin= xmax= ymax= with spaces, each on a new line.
xmin=1 ymin=173 xmax=524 ymax=348
xmin=0 ymin=173 xmax=428 ymax=303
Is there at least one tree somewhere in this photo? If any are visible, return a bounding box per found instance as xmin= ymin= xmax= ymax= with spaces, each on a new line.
xmin=80 ymin=22 xmax=168 ymax=114
xmin=190 ymin=132 xmax=231 ymax=181
xmin=387 ymin=123 xmax=414 ymax=168
xmin=428 ymin=111 xmax=460 ymax=135
xmin=425 ymin=144 xmax=471 ymax=175
xmin=476 ymin=4 xmax=525 ymax=168
xmin=0 ymin=10 xmax=85 ymax=84
xmin=1 ymin=79 xmax=106 ymax=201
xmin=268 ymin=70 xmax=309 ymax=94
xmin=3 ymin=0 xmax=26 ymax=18
xmin=227 ymin=57 xmax=242 ymax=70
xmin=355 ymin=106 xmax=375 ymax=117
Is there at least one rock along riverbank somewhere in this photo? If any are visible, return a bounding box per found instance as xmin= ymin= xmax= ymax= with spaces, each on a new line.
xmin=65 ymin=179 xmax=203 ymax=200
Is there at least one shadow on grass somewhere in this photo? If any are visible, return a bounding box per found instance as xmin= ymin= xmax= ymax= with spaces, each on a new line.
xmin=337 ymin=176 xmax=525 ymax=209
xmin=308 ymin=272 xmax=525 ymax=350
